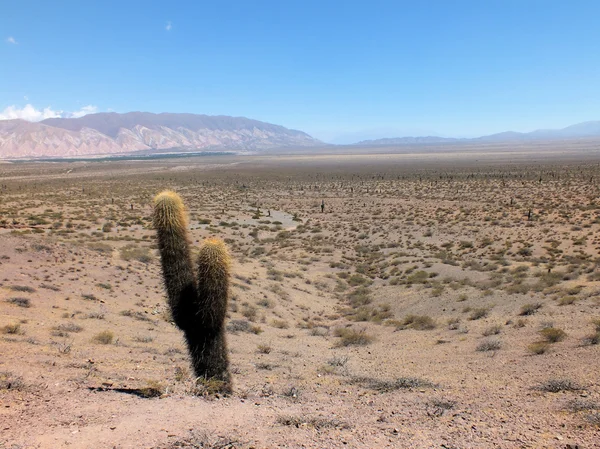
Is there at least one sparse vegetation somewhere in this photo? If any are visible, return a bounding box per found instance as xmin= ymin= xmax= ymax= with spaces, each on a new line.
xmin=1 ymin=153 xmax=600 ymax=446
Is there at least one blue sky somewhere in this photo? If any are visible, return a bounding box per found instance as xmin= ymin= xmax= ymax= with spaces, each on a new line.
xmin=2 ymin=1 xmax=600 ymax=143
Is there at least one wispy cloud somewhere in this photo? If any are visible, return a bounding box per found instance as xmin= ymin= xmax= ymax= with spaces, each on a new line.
xmin=0 ymin=104 xmax=98 ymax=121
xmin=71 ymin=105 xmax=98 ymax=118
xmin=165 ymin=21 xmax=172 ymax=31
xmin=6 ymin=36 xmax=17 ymax=45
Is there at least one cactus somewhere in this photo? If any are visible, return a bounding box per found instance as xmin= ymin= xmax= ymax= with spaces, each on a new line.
xmin=153 ymin=191 xmax=231 ymax=391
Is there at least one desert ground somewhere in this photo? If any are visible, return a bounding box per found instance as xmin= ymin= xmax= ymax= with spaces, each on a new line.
xmin=1 ymin=149 xmax=600 ymax=448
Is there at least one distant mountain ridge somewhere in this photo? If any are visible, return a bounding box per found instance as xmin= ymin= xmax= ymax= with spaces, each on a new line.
xmin=3 ymin=113 xmax=600 ymax=159
xmin=354 ymin=121 xmax=600 ymax=146
xmin=355 ymin=136 xmax=460 ymax=145
xmin=0 ymin=112 xmax=321 ymax=159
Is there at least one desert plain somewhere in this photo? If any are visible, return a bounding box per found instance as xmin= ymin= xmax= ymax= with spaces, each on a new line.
xmin=1 ymin=148 xmax=600 ymax=448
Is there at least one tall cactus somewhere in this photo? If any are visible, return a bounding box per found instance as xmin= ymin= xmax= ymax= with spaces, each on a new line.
xmin=153 ymin=191 xmax=231 ymax=391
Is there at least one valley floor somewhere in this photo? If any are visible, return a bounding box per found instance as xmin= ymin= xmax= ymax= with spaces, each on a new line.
xmin=1 ymin=151 xmax=600 ymax=448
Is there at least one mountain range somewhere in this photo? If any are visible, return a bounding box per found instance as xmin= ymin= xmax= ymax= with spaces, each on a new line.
xmin=355 ymin=121 xmax=600 ymax=146
xmin=0 ymin=112 xmax=321 ymax=159
xmin=2 ymin=112 xmax=600 ymax=159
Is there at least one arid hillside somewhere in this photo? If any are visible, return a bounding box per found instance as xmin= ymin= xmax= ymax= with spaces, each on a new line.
xmin=0 ymin=112 xmax=322 ymax=159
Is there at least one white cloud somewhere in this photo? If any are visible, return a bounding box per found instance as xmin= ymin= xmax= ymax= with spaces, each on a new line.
xmin=0 ymin=104 xmax=98 ymax=121
xmin=165 ymin=21 xmax=172 ymax=31
xmin=0 ymin=104 xmax=61 ymax=121
xmin=71 ymin=105 xmax=97 ymax=118
xmin=6 ymin=36 xmax=17 ymax=45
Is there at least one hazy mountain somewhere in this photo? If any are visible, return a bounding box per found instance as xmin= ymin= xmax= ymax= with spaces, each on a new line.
xmin=0 ymin=112 xmax=321 ymax=159
xmin=355 ymin=136 xmax=461 ymax=145
xmin=354 ymin=121 xmax=600 ymax=146
xmin=4 ymin=113 xmax=600 ymax=159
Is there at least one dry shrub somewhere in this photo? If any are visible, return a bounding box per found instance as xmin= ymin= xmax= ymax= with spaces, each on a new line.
xmin=92 ymin=330 xmax=114 ymax=344
xmin=333 ymin=327 xmax=373 ymax=346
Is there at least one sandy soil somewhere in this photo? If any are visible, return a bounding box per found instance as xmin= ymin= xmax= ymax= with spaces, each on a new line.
xmin=1 ymin=151 xmax=599 ymax=448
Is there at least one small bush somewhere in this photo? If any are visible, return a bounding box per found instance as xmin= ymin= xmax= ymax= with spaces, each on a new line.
xmin=256 ymin=298 xmax=275 ymax=308
xmin=528 ymin=342 xmax=550 ymax=354
xmin=327 ymin=356 xmax=349 ymax=367
xmin=349 ymin=375 xmax=434 ymax=392
xmin=566 ymin=399 xmax=600 ymax=412
xmin=468 ymin=308 xmax=489 ymax=321
xmin=2 ymin=323 xmax=23 ymax=335
xmin=120 ymin=244 xmax=152 ymax=263
xmin=482 ymin=324 xmax=502 ymax=336
xmin=346 ymin=287 xmax=372 ymax=306
xmin=557 ymin=296 xmax=577 ymax=306
xmin=257 ymin=344 xmax=272 ymax=354
xmin=92 ymin=330 xmax=114 ymax=344
xmin=520 ymin=303 xmax=542 ymax=316
xmin=40 ymin=283 xmax=60 ymax=291
xmin=539 ymin=327 xmax=566 ymax=343
xmin=241 ymin=305 xmax=257 ymax=321
xmin=476 ymin=339 xmax=501 ymax=352
xmin=405 ymin=270 xmax=430 ymax=285
xmin=277 ymin=414 xmax=349 ymax=430
xmin=134 ymin=335 xmax=154 ymax=343
xmin=120 ymin=309 xmax=153 ymax=322
xmin=586 ymin=412 xmax=600 ymax=427
xmin=582 ymin=331 xmax=600 ymax=346
xmin=54 ymin=323 xmax=83 ymax=333
xmin=256 ymin=362 xmax=276 ymax=371
xmin=87 ymin=242 xmax=113 ymax=253
xmin=10 ymin=285 xmax=35 ymax=293
xmin=188 ymin=377 xmax=230 ymax=396
xmin=0 ymin=371 xmax=25 ymax=391
xmin=399 ymin=314 xmax=436 ymax=330
xmin=271 ymin=319 xmax=289 ymax=329
xmin=226 ymin=319 xmax=252 ymax=333
xmin=535 ymin=379 xmax=582 ymax=393
xmin=6 ymin=297 xmax=31 ymax=308
xmin=514 ymin=318 xmax=527 ymax=328
xmin=334 ymin=327 xmax=373 ymax=346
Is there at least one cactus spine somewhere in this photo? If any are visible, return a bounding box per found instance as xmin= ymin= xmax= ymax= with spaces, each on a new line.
xmin=153 ymin=191 xmax=231 ymax=391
